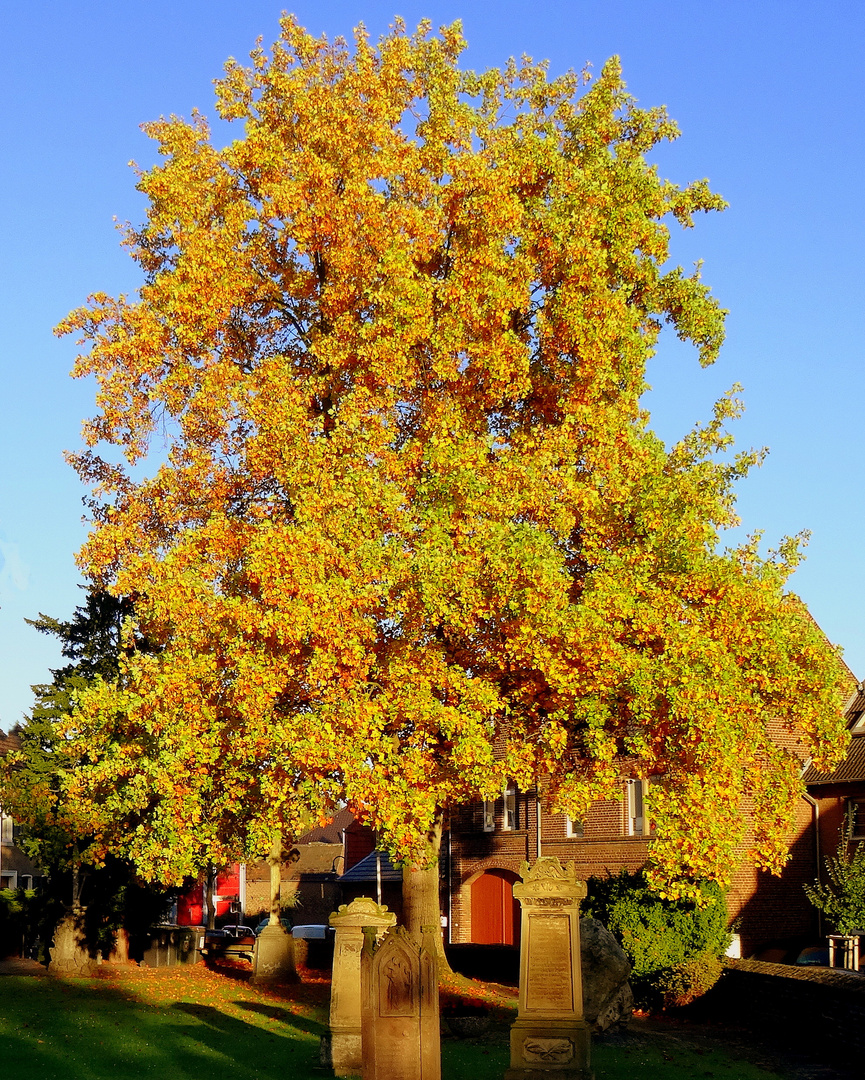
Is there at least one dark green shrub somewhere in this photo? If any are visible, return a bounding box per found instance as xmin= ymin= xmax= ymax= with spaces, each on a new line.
xmin=584 ymin=868 xmax=731 ymax=1008
xmin=655 ymin=951 xmax=724 ymax=1008
xmin=0 ymin=887 xmax=38 ymax=958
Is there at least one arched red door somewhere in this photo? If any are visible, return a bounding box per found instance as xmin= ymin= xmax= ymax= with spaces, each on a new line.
xmin=470 ymin=869 xmax=521 ymax=945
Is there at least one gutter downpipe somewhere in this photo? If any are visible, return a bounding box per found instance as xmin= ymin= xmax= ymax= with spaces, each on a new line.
xmin=536 ymin=791 xmax=542 ymax=861
xmin=802 ymin=792 xmax=822 ymax=938
xmin=447 ymin=827 xmax=453 ymax=945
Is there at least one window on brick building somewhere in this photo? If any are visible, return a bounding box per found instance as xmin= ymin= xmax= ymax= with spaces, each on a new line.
xmin=482 ymin=801 xmax=495 ymax=832
xmin=625 ymin=779 xmax=648 ymax=836
xmin=0 ymin=812 xmax=13 ymax=844
xmin=847 ymin=797 xmax=865 ymax=839
xmin=503 ymin=788 xmax=518 ymax=831
xmin=565 ymin=817 xmax=584 ymax=838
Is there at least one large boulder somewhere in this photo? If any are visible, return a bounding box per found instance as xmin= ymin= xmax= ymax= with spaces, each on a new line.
xmin=580 ymin=916 xmax=634 ymax=1032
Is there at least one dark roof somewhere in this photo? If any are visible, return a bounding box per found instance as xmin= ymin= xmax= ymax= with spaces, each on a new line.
xmin=803 ymin=685 xmax=865 ymax=785
xmin=0 ymin=730 xmax=21 ymax=757
xmin=844 ymin=687 xmax=865 ymax=731
xmin=337 ymin=850 xmax=402 ymax=883
xmin=804 ymin=736 xmax=865 ymax=785
xmin=288 ymin=844 xmax=342 ymax=876
xmin=298 ymin=807 xmax=355 ymax=845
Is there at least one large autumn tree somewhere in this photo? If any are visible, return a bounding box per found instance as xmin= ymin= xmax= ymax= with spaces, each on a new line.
xmin=55 ymin=17 xmax=847 ymax=909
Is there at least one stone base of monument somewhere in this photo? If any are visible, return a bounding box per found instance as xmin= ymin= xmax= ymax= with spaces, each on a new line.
xmin=505 ymin=1019 xmax=593 ymax=1079
xmin=325 ymin=1025 xmax=362 ymax=1074
xmin=48 ymin=911 xmax=99 ymax=976
xmin=251 ymin=924 xmax=298 ymax=983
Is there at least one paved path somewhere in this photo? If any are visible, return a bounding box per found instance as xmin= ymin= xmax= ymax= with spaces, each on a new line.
xmin=0 ymin=957 xmax=48 ymax=976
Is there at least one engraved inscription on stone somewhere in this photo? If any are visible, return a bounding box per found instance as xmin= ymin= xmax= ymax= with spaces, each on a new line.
xmin=525 ymin=914 xmax=573 ymax=1012
xmin=372 ymin=1037 xmax=418 ymax=1080
xmin=523 ymin=1037 xmax=574 ymax=1063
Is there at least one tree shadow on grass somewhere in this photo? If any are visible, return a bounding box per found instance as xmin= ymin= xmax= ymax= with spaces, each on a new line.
xmin=230 ymin=998 xmax=327 ymax=1037
xmin=0 ymin=974 xmax=325 ymax=1080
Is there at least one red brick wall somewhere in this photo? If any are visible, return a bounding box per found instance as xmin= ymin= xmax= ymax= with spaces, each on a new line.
xmin=727 ymin=796 xmax=818 ymax=957
xmin=449 ymin=778 xmax=828 ymax=955
xmin=449 ymin=784 xmax=651 ymax=943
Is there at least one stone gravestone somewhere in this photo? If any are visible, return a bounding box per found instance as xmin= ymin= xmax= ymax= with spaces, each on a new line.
xmin=326 ymin=897 xmax=397 ymax=1076
xmin=506 ymin=857 xmax=593 ymax=1080
xmin=252 ymin=922 xmax=298 ymax=984
xmin=361 ymin=925 xmax=440 ymax=1080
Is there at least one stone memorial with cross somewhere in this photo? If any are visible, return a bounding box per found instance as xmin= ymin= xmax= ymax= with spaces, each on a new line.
xmin=505 ymin=857 xmax=593 ymax=1080
xmin=360 ymin=925 xmax=441 ymax=1080
xmin=326 ymin=897 xmax=397 ymax=1076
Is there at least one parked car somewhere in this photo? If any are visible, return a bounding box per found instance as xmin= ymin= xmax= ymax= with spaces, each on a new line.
xmin=220 ymin=924 xmax=255 ymax=939
xmin=291 ymin=924 xmax=332 ymax=940
xmin=254 ymin=917 xmax=292 ymax=936
xmin=201 ymin=926 xmax=255 ymax=962
xmin=795 ymin=946 xmax=830 ymax=966
xmin=291 ymin=924 xmax=335 ymax=969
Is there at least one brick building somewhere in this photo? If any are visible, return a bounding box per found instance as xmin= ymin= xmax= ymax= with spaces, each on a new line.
xmin=0 ymin=729 xmax=41 ymax=893
xmin=446 ymin=783 xmax=650 ymax=947
xmin=174 ymin=808 xmax=349 ymax=927
xmin=444 ymin=685 xmax=865 ymax=958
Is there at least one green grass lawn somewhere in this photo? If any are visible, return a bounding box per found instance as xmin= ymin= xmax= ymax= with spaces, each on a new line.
xmin=0 ymin=967 xmax=791 ymax=1080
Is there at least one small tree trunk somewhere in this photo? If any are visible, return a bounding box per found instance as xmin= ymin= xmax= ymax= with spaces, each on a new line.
xmin=71 ymin=840 xmax=84 ymax=911
xmin=71 ymin=862 xmax=81 ymax=911
xmin=267 ymin=830 xmax=283 ymax=925
xmin=401 ymin=809 xmax=452 ymax=973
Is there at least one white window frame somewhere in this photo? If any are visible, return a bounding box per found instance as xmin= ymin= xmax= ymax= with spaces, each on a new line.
xmin=565 ymin=817 xmax=584 ymax=838
xmin=503 ymin=787 xmax=518 ymax=831
xmin=626 ymin=779 xmax=648 ymax=836
xmin=0 ymin=870 xmax=17 ymax=891
xmin=482 ymin=800 xmax=496 ymax=832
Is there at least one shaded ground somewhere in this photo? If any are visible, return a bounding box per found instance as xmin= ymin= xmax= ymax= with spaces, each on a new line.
xmin=0 ymin=957 xmax=48 ymax=977
xmin=0 ymin=958 xmax=858 ymax=1079
xmin=608 ymin=1013 xmax=861 ymax=1080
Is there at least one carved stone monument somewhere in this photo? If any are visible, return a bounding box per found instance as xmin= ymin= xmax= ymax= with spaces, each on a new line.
xmin=48 ymin=909 xmax=98 ymax=976
xmin=361 ymin=925 xmax=440 ymax=1080
xmin=506 ymin=858 xmax=593 ymax=1080
xmin=252 ymin=922 xmax=298 ymax=984
xmin=327 ymin=897 xmax=397 ymax=1076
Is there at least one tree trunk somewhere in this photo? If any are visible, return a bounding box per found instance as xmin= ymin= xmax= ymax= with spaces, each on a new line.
xmin=267 ymin=829 xmax=283 ymax=925
xmin=71 ymin=841 xmax=84 ymax=911
xmin=401 ymin=809 xmax=452 ymax=973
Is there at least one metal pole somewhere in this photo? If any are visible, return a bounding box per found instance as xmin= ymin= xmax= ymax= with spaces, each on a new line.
xmin=802 ymin=793 xmax=822 ymax=938
xmin=376 ymin=851 xmax=382 ymax=906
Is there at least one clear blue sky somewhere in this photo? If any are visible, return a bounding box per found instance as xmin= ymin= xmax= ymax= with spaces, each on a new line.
xmin=1 ymin=1 xmax=863 ymax=727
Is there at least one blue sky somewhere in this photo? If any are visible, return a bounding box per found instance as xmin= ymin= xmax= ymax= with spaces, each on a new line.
xmin=1 ymin=1 xmax=863 ymax=727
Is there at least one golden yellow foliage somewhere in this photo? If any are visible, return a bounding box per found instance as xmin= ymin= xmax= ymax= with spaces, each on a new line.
xmin=57 ymin=17 xmax=848 ymax=893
